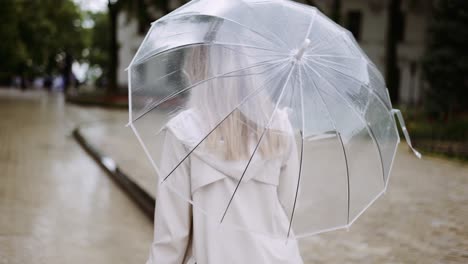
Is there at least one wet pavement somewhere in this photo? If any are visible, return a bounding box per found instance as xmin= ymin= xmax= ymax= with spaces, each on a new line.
xmin=1 ymin=89 xmax=467 ymax=263
xmin=0 ymin=90 xmax=152 ymax=264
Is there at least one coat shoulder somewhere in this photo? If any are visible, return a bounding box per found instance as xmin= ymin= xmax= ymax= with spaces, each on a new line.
xmin=165 ymin=109 xmax=203 ymax=146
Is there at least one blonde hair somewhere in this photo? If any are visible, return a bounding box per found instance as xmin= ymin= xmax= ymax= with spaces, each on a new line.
xmin=184 ymin=45 xmax=287 ymax=160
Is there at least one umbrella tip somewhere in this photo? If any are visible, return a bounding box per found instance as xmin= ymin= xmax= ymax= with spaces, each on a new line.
xmin=294 ymin=38 xmax=311 ymax=61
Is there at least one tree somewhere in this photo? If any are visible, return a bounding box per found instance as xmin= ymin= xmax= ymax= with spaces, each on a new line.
xmin=0 ymin=0 xmax=86 ymax=88
xmin=105 ymin=0 xmax=175 ymax=94
xmin=45 ymin=0 xmax=87 ymax=89
xmin=331 ymin=0 xmax=341 ymax=24
xmin=0 ymin=1 xmax=26 ymax=84
xmin=385 ymin=0 xmax=403 ymax=104
xmin=304 ymin=0 xmax=315 ymax=5
xmin=422 ymin=0 xmax=468 ymax=119
xmin=108 ymin=0 xmax=119 ymax=94
xmin=86 ymin=11 xmax=110 ymax=87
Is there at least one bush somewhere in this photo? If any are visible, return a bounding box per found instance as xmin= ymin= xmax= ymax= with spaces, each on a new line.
xmin=401 ymin=107 xmax=468 ymax=141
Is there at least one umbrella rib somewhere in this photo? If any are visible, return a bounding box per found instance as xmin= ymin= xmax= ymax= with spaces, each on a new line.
xmin=287 ymin=130 xmax=304 ymax=240
xmin=286 ymin=64 xmax=307 ymax=240
xmin=305 ymin=67 xmax=338 ymax=130
xmin=162 ymin=109 xmax=235 ymax=182
xmin=128 ymin=23 xmax=155 ymax=68
xmin=238 ymin=0 xmax=294 ymax=48
xmin=164 ymin=10 xmax=289 ymax=49
xmin=337 ymin=132 xmax=351 ymax=225
xmin=220 ymin=45 xmax=288 ymax=60
xmin=131 ymin=42 xmax=288 ymax=68
xmin=131 ymin=57 xmax=289 ymax=124
xmin=132 ymin=69 xmax=182 ymax=93
xmin=307 ymin=32 xmax=347 ymax=54
xmin=230 ymin=13 xmax=290 ymax=48
xmin=155 ymin=13 xmax=288 ymax=49
xmin=213 ymin=43 xmax=290 ymax=55
xmin=307 ymin=59 xmax=388 ymax=184
xmin=303 ymin=61 xmax=386 ymax=189
xmin=220 ymin=62 xmax=296 ymax=223
xmin=305 ymin=55 xmax=360 ymax=59
xmin=161 ymin=60 xmax=292 ymax=182
xmin=367 ymin=125 xmax=386 ymax=184
xmin=191 ymin=14 xmax=289 ymax=49
xmin=304 ymin=66 xmax=351 ymax=226
xmin=307 ymin=58 xmax=392 ymax=110
xmin=305 ymin=9 xmax=318 ymax=39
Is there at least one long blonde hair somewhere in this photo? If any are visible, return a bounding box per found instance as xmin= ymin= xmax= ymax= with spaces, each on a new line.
xmin=184 ymin=45 xmax=287 ymax=160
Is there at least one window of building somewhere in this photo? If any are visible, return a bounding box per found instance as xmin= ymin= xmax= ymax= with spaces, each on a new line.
xmin=346 ymin=10 xmax=363 ymax=41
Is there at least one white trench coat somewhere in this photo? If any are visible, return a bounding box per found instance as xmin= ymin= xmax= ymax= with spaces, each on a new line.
xmin=146 ymin=109 xmax=304 ymax=264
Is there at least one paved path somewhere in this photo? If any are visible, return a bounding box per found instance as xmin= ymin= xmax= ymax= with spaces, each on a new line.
xmin=0 ymin=90 xmax=152 ymax=264
xmin=79 ymin=94 xmax=468 ymax=263
xmin=1 ymin=89 xmax=467 ymax=263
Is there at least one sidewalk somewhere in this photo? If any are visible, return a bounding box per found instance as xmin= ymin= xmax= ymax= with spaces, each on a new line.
xmin=76 ymin=112 xmax=157 ymax=199
xmin=75 ymin=104 xmax=468 ymax=263
xmin=0 ymin=90 xmax=152 ymax=264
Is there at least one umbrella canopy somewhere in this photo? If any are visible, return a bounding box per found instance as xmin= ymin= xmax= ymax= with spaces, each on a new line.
xmin=127 ymin=0 xmax=420 ymax=240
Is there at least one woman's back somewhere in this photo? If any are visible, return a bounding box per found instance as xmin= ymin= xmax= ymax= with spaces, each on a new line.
xmin=146 ymin=108 xmax=303 ymax=264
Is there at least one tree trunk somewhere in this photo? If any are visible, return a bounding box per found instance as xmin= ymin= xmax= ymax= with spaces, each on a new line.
xmin=63 ymin=52 xmax=73 ymax=92
xmin=108 ymin=0 xmax=119 ymax=95
xmin=385 ymin=0 xmax=401 ymax=103
xmin=331 ymin=0 xmax=341 ymax=24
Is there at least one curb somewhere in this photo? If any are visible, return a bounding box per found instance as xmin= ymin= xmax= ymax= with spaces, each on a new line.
xmin=66 ymin=95 xmax=128 ymax=109
xmin=72 ymin=127 xmax=155 ymax=220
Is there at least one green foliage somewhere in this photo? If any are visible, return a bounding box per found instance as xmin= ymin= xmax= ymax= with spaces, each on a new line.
xmin=0 ymin=1 xmax=26 ymax=82
xmin=86 ymin=12 xmax=110 ymax=75
xmin=0 ymin=0 xmax=86 ymax=82
xmin=422 ymin=0 xmax=468 ymax=119
xmin=401 ymin=107 xmax=468 ymax=142
xmin=408 ymin=118 xmax=468 ymax=141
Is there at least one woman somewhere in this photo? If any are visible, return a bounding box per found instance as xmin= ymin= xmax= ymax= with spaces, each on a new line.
xmin=145 ymin=44 xmax=304 ymax=264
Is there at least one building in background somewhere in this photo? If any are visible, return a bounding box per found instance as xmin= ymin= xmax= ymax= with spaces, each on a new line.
xmin=327 ymin=0 xmax=432 ymax=106
xmin=116 ymin=0 xmax=187 ymax=92
xmin=117 ymin=0 xmax=432 ymax=105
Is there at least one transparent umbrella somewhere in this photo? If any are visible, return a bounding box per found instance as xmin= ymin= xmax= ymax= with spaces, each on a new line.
xmin=127 ymin=0 xmax=420 ymax=240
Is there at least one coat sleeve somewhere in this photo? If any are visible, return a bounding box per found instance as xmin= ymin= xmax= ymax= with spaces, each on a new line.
xmin=277 ymin=124 xmax=300 ymax=219
xmin=146 ymin=129 xmax=192 ymax=264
